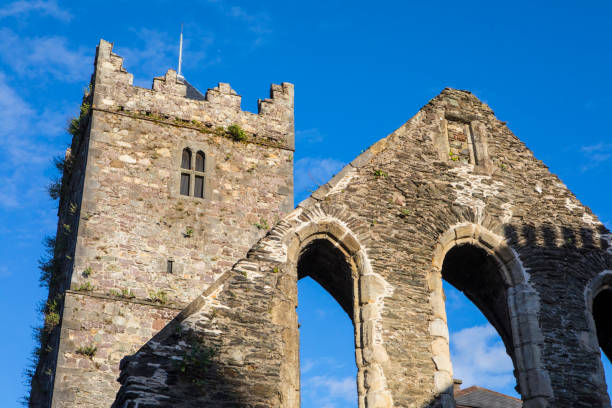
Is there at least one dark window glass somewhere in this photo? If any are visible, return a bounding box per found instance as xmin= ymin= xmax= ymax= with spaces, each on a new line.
xmin=196 ymin=152 xmax=205 ymax=172
xmin=195 ymin=176 xmax=204 ymax=198
xmin=181 ymin=148 xmax=191 ymax=169
xmin=167 ymin=260 xmax=174 ymax=274
xmin=180 ymin=173 xmax=190 ymax=196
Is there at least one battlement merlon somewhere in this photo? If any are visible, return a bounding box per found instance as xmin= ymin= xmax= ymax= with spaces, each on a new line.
xmin=93 ymin=38 xmax=134 ymax=88
xmin=91 ymin=39 xmax=295 ymax=150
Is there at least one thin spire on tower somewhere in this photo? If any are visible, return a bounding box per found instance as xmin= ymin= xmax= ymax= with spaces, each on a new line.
xmin=177 ymin=23 xmax=184 ymax=81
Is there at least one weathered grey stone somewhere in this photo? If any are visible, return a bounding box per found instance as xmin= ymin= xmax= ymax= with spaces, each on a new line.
xmin=33 ymin=38 xmax=612 ymax=408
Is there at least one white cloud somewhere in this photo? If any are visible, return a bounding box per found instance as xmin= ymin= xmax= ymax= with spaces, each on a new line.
xmin=227 ymin=6 xmax=272 ymax=36
xmin=205 ymin=1 xmax=272 ymax=47
xmin=0 ymin=0 xmax=71 ymax=21
xmin=300 ymin=357 xmax=346 ymax=375
xmin=450 ymin=323 xmax=516 ymax=392
xmin=0 ymin=28 xmax=90 ymax=81
xmin=301 ymin=375 xmax=356 ymax=407
xmin=296 ymin=128 xmax=324 ymax=144
xmin=301 ymin=358 xmax=317 ymax=375
xmin=0 ymin=73 xmax=67 ymax=208
xmin=580 ymin=143 xmax=612 ymax=172
xmin=294 ymin=157 xmax=344 ymax=199
xmin=115 ymin=27 xmax=216 ymax=88
xmin=0 ymin=72 xmax=34 ymax=137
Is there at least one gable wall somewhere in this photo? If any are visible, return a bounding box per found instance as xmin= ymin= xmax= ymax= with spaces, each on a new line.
xmin=302 ymin=88 xmax=611 ymax=406
xmin=113 ymin=88 xmax=610 ymax=408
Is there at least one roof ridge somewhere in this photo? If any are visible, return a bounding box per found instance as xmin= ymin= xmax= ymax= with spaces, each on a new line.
xmin=455 ymin=385 xmax=522 ymax=402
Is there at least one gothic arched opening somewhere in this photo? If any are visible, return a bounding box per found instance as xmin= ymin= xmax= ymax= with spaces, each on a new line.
xmin=297 ymin=238 xmax=358 ymax=407
xmin=594 ymin=287 xmax=612 ymax=362
xmin=441 ymin=244 xmax=520 ymax=398
xmin=298 ymin=239 xmax=356 ymax=317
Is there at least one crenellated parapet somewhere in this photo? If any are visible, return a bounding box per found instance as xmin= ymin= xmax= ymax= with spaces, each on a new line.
xmin=92 ymin=39 xmax=294 ymax=149
xmin=205 ymin=82 xmax=241 ymax=109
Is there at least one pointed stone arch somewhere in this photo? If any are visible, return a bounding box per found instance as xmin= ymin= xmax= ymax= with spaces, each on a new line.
xmin=584 ymin=269 xmax=612 ymax=405
xmin=254 ymin=205 xmax=396 ymax=408
xmin=430 ymin=223 xmax=553 ymax=408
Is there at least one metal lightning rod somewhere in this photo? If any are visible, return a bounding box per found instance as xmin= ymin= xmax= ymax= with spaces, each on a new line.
xmin=178 ymin=23 xmax=184 ymax=80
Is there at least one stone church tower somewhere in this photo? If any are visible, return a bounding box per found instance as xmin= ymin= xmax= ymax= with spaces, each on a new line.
xmin=30 ymin=39 xmax=294 ymax=407
xmin=32 ymin=39 xmax=612 ymax=408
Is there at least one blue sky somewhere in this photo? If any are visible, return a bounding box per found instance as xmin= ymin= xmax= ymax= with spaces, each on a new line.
xmin=0 ymin=0 xmax=610 ymax=406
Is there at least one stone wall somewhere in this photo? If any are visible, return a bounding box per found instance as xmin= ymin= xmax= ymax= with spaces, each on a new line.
xmin=36 ymin=38 xmax=612 ymax=408
xmin=30 ymin=87 xmax=94 ymax=407
xmin=113 ymin=88 xmax=610 ymax=408
xmin=42 ymin=39 xmax=294 ymax=407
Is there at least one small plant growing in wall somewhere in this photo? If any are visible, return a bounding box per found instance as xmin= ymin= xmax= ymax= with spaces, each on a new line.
xmin=398 ymin=208 xmax=411 ymax=218
xmin=184 ymin=227 xmax=194 ymax=238
xmin=174 ymin=335 xmax=217 ymax=387
xmin=43 ymin=299 xmax=60 ymax=330
xmin=110 ymin=288 xmax=135 ymax=299
xmin=228 ymin=124 xmax=247 ymax=142
xmin=373 ymin=169 xmax=388 ymax=178
xmin=75 ymin=344 xmax=97 ymax=358
xmin=148 ymin=290 xmax=168 ymax=305
xmin=75 ymin=281 xmax=93 ymax=292
xmin=448 ymin=151 xmax=460 ymax=162
xmin=82 ymin=266 xmax=92 ymax=278
xmin=44 ymin=311 xmax=60 ymax=329
xmin=254 ymin=218 xmax=269 ymax=230
xmin=47 ymin=179 xmax=62 ymax=200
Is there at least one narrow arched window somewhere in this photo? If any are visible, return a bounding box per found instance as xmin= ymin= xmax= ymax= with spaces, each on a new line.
xmin=195 ymin=151 xmax=205 ymax=172
xmin=181 ymin=148 xmax=192 ymax=170
xmin=178 ymin=148 xmax=207 ymax=199
xmin=194 ymin=151 xmax=206 ymax=198
xmin=180 ymin=148 xmax=192 ymax=196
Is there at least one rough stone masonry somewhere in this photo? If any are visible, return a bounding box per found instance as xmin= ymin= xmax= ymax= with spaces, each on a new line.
xmin=30 ymin=39 xmax=612 ymax=408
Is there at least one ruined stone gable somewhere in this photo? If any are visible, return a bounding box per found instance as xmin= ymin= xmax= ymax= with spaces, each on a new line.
xmin=33 ymin=39 xmax=612 ymax=408
xmin=111 ymin=88 xmax=611 ymax=408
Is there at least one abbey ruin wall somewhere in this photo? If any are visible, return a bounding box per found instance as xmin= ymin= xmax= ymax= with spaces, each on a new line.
xmin=114 ymin=88 xmax=611 ymax=408
xmin=31 ymin=38 xmax=612 ymax=408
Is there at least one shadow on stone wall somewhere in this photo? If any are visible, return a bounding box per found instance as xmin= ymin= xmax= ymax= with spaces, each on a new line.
xmin=500 ymin=222 xmax=611 ymax=407
xmin=110 ymin=221 xmax=611 ymax=408
xmin=112 ymin=252 xmax=294 ymax=408
xmin=112 ymin=315 xmax=243 ymax=408
xmin=503 ymin=223 xmax=610 ymax=256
